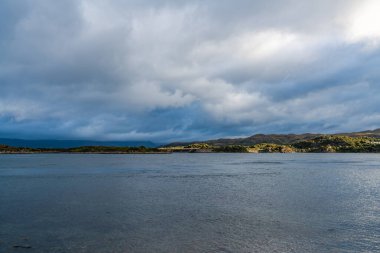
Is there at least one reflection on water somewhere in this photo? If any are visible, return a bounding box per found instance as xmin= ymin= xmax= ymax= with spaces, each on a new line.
xmin=0 ymin=153 xmax=379 ymax=253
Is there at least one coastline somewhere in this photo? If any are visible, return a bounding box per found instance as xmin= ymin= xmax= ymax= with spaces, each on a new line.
xmin=1 ymin=151 xmax=380 ymax=154
xmin=1 ymin=135 xmax=380 ymax=154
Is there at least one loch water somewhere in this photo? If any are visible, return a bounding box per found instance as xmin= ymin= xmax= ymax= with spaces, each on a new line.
xmin=0 ymin=153 xmax=379 ymax=253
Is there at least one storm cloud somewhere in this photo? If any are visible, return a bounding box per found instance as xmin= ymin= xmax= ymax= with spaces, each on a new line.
xmin=1 ymin=0 xmax=380 ymax=142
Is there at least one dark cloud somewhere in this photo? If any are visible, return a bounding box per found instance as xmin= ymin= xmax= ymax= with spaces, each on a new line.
xmin=0 ymin=0 xmax=380 ymax=142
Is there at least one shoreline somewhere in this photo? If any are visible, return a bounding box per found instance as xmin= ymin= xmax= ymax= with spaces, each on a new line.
xmin=2 ymin=135 xmax=380 ymax=154
xmin=1 ymin=151 xmax=379 ymax=154
xmin=0 ymin=151 xmax=172 ymax=154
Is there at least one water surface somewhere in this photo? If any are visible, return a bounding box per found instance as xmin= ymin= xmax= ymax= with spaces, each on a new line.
xmin=0 ymin=153 xmax=379 ymax=252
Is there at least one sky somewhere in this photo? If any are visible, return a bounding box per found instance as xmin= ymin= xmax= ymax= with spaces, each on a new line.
xmin=1 ymin=0 xmax=380 ymax=142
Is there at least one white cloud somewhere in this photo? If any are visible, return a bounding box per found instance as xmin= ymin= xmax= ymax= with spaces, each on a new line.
xmin=344 ymin=0 xmax=380 ymax=48
xmin=0 ymin=0 xmax=380 ymax=141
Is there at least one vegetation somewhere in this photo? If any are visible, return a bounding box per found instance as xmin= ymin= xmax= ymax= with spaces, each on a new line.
xmin=165 ymin=128 xmax=380 ymax=147
xmin=212 ymin=145 xmax=249 ymax=153
xmin=1 ymin=135 xmax=380 ymax=154
xmin=67 ymin=146 xmax=160 ymax=153
xmin=0 ymin=144 xmax=37 ymax=153
xmin=250 ymin=143 xmax=295 ymax=153
xmin=184 ymin=143 xmax=211 ymax=149
xmin=164 ymin=136 xmax=380 ymax=153
xmin=293 ymin=135 xmax=380 ymax=153
xmin=0 ymin=145 xmax=162 ymax=154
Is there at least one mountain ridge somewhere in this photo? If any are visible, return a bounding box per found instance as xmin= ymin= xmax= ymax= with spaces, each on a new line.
xmin=165 ymin=128 xmax=380 ymax=147
xmin=0 ymin=138 xmax=157 ymax=148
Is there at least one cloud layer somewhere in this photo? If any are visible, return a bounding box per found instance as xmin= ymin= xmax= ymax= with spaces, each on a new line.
xmin=1 ymin=0 xmax=380 ymax=141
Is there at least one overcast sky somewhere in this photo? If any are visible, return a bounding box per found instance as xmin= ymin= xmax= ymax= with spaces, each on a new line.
xmin=1 ymin=0 xmax=380 ymax=142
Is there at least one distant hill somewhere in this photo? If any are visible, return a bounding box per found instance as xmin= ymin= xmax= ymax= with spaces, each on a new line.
xmin=2 ymin=135 xmax=380 ymax=153
xmin=339 ymin=128 xmax=380 ymax=138
xmin=165 ymin=129 xmax=380 ymax=147
xmin=292 ymin=135 xmax=380 ymax=153
xmin=0 ymin=138 xmax=157 ymax=148
xmin=2 ymin=128 xmax=380 ymax=149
